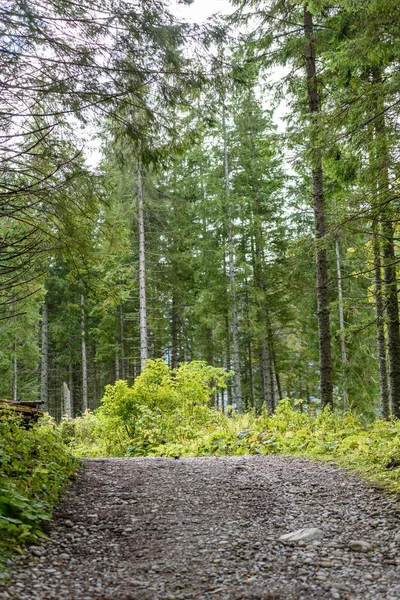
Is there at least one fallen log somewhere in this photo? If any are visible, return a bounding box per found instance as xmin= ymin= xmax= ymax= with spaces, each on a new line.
xmin=0 ymin=400 xmax=44 ymax=425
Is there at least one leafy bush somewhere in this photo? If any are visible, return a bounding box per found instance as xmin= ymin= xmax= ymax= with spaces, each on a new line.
xmin=68 ymin=366 xmax=400 ymax=495
xmin=68 ymin=359 xmax=232 ymax=457
xmin=0 ymin=409 xmax=77 ymax=558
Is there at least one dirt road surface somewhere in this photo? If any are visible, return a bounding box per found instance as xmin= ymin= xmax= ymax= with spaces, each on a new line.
xmin=1 ymin=456 xmax=400 ymax=599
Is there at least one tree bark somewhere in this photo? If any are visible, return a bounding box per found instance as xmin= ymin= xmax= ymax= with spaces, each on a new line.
xmin=335 ymin=233 xmax=348 ymax=409
xmin=171 ymin=294 xmax=179 ymax=369
xmin=304 ymin=6 xmax=333 ymax=408
xmin=372 ymin=220 xmax=390 ymax=418
xmin=115 ymin=347 xmax=120 ymax=381
xmin=69 ymin=362 xmax=74 ymax=418
xmin=63 ymin=382 xmax=72 ymax=418
xmin=222 ymin=102 xmax=242 ymax=412
xmin=81 ymin=294 xmax=88 ymax=412
xmin=137 ymin=159 xmax=148 ymax=371
xmin=381 ymin=217 xmax=400 ymax=417
xmin=41 ymin=298 xmax=49 ymax=412
xmin=119 ymin=305 xmax=125 ymax=379
xmin=371 ymin=67 xmax=400 ymax=416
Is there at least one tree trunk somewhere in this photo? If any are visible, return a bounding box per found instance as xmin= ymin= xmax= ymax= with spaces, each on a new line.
xmin=119 ymin=305 xmax=125 ymax=379
xmin=382 ymin=217 xmax=400 ymax=417
xmin=304 ymin=6 xmax=333 ymax=408
xmin=81 ymin=294 xmax=88 ymax=412
xmin=259 ymin=337 xmax=273 ymax=414
xmin=137 ymin=159 xmax=148 ymax=371
xmin=41 ymin=298 xmax=49 ymax=412
xmin=223 ymin=103 xmax=242 ymax=412
xmin=225 ymin=313 xmax=232 ymax=408
xmin=63 ymin=382 xmax=72 ymax=419
xmin=93 ymin=347 xmax=97 ymax=407
xmin=69 ymin=363 xmax=74 ymax=419
xmin=115 ymin=348 xmax=120 ymax=381
xmin=370 ymin=67 xmax=400 ymax=416
xmin=335 ymin=233 xmax=348 ymax=409
xmin=372 ymin=220 xmax=390 ymax=418
xmin=171 ymin=294 xmax=179 ymax=369
xmin=13 ymin=343 xmax=17 ymax=403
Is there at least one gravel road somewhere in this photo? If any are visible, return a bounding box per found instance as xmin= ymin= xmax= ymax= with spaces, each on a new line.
xmin=1 ymin=456 xmax=400 ymax=599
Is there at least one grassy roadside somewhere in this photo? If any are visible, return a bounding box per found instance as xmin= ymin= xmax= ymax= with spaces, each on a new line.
xmin=0 ymin=411 xmax=78 ymax=565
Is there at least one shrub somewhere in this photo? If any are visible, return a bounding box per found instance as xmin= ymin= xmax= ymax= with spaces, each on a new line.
xmin=0 ymin=410 xmax=77 ymax=558
xmin=67 ymin=362 xmax=400 ymax=496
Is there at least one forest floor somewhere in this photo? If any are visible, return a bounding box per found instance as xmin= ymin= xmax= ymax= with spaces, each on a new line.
xmin=1 ymin=456 xmax=400 ymax=600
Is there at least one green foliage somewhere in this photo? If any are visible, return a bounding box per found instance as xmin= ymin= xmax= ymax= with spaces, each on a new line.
xmin=0 ymin=410 xmax=77 ymax=558
xmin=70 ymin=380 xmax=400 ymax=495
xmin=68 ymin=360 xmax=232 ymax=457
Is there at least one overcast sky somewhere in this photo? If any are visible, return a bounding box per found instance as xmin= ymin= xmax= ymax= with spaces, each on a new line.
xmin=171 ymin=0 xmax=233 ymax=23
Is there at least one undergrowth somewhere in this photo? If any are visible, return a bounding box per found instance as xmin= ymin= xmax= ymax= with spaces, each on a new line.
xmin=65 ymin=360 xmax=400 ymax=496
xmin=0 ymin=411 xmax=77 ymax=561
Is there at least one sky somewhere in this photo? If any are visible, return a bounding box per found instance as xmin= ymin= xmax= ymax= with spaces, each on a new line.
xmin=84 ymin=0 xmax=288 ymax=168
xmin=171 ymin=0 xmax=233 ymax=23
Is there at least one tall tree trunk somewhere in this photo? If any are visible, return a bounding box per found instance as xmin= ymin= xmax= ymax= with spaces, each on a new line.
xmin=93 ymin=346 xmax=97 ymax=407
xmin=252 ymin=220 xmax=274 ymax=413
xmin=69 ymin=362 xmax=74 ymax=419
xmin=13 ymin=344 xmax=17 ymax=402
xmin=269 ymin=330 xmax=282 ymax=404
xmin=222 ymin=103 xmax=242 ymax=412
xmin=225 ymin=312 xmax=232 ymax=408
xmin=119 ymin=305 xmax=125 ymax=379
xmin=63 ymin=382 xmax=72 ymax=418
xmin=304 ymin=6 xmax=333 ymax=408
xmin=137 ymin=159 xmax=148 ymax=371
xmin=245 ymin=284 xmax=255 ymax=411
xmin=372 ymin=220 xmax=390 ymax=418
xmin=171 ymin=294 xmax=179 ymax=369
xmin=41 ymin=298 xmax=49 ymax=411
xmin=81 ymin=294 xmax=88 ymax=412
xmin=335 ymin=233 xmax=348 ymax=409
xmin=115 ymin=347 xmax=120 ymax=381
xmin=259 ymin=338 xmax=273 ymax=413
xmin=370 ymin=66 xmax=400 ymax=416
xmin=381 ymin=217 xmax=400 ymax=416
xmin=12 ymin=301 xmax=17 ymax=402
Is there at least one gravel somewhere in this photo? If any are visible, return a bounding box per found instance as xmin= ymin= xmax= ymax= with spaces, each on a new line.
xmin=1 ymin=455 xmax=400 ymax=599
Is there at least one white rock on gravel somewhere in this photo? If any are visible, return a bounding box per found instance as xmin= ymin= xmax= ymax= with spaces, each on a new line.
xmin=279 ymin=527 xmax=324 ymax=543
xmin=349 ymin=540 xmax=374 ymax=553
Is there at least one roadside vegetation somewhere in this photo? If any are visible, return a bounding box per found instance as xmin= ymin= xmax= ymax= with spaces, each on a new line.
xmin=65 ymin=360 xmax=400 ymax=495
xmin=2 ymin=358 xmax=400 ymax=563
xmin=0 ymin=411 xmax=77 ymax=560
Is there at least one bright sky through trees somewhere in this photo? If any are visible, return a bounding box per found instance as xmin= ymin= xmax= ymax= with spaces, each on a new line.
xmin=171 ymin=0 xmax=232 ymax=22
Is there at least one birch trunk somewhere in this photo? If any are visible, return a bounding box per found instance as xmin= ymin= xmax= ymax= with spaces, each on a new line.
xmin=81 ymin=294 xmax=88 ymax=412
xmin=304 ymin=6 xmax=333 ymax=408
xmin=41 ymin=299 xmax=49 ymax=411
xmin=63 ymin=382 xmax=72 ymax=419
xmin=223 ymin=102 xmax=242 ymax=412
xmin=137 ymin=159 xmax=148 ymax=370
xmin=335 ymin=233 xmax=348 ymax=409
xmin=372 ymin=220 xmax=390 ymax=418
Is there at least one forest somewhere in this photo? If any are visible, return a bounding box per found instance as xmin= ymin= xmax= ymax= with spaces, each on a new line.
xmin=2 ymin=0 xmax=400 ymax=546
xmin=3 ymin=0 xmax=400 ymax=424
